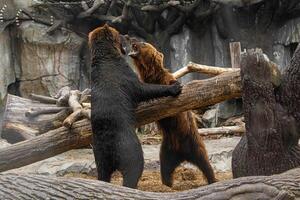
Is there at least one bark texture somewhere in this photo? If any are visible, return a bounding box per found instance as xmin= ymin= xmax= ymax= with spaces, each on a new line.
xmin=232 ymin=48 xmax=300 ymax=178
xmin=277 ymin=45 xmax=300 ymax=136
xmin=0 ymin=167 xmax=299 ymax=199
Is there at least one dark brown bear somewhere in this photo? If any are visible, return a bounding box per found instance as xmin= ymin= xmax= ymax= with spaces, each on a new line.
xmin=88 ymin=25 xmax=182 ymax=189
xmin=128 ymin=41 xmax=217 ymax=186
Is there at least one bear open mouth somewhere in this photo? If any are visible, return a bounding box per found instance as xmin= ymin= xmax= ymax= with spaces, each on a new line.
xmin=128 ymin=50 xmax=139 ymax=57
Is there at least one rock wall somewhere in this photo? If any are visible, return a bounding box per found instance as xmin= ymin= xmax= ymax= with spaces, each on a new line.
xmin=0 ymin=29 xmax=15 ymax=104
xmin=17 ymin=22 xmax=85 ymax=97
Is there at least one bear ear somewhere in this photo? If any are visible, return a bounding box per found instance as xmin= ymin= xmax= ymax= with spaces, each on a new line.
xmin=158 ymin=51 xmax=164 ymax=59
xmin=102 ymin=24 xmax=110 ymax=33
xmin=102 ymin=24 xmax=113 ymax=40
xmin=103 ymin=23 xmax=110 ymax=29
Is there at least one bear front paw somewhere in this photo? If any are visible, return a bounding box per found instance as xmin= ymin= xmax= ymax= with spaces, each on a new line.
xmin=169 ymin=81 xmax=182 ymax=97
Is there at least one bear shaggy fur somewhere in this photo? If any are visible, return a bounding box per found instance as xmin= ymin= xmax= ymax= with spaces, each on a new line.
xmin=128 ymin=41 xmax=217 ymax=186
xmin=88 ymin=24 xmax=182 ymax=188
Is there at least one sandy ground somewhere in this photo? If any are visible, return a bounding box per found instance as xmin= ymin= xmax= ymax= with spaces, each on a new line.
xmin=64 ymin=131 xmax=233 ymax=192
xmin=65 ymin=167 xmax=232 ymax=192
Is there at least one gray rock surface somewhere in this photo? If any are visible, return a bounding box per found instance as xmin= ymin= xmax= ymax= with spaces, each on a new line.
xmin=17 ymin=22 xmax=85 ymax=97
xmin=216 ymin=99 xmax=243 ymax=124
xmin=5 ymin=137 xmax=241 ymax=176
xmin=202 ymin=108 xmax=217 ymax=128
xmin=0 ymin=29 xmax=15 ymax=104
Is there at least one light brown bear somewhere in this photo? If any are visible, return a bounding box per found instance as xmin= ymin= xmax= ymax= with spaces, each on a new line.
xmin=128 ymin=41 xmax=217 ymax=186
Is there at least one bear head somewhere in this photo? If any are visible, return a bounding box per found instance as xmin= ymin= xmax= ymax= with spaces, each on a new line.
xmin=128 ymin=41 xmax=165 ymax=75
xmin=88 ymin=24 xmax=125 ymax=55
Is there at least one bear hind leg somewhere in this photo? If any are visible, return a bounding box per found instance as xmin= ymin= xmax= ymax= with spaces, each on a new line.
xmin=97 ymin=164 xmax=114 ymax=182
xmin=189 ymin=147 xmax=217 ymax=184
xmin=92 ymin=141 xmax=115 ymax=183
xmin=118 ymin=131 xmax=144 ymax=189
xmin=94 ymin=153 xmax=115 ymax=183
xmin=122 ymin=163 xmax=143 ymax=188
xmin=160 ymin=146 xmax=182 ymax=187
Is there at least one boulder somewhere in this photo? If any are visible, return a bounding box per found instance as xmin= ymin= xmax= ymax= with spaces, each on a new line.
xmin=202 ymin=108 xmax=217 ymax=128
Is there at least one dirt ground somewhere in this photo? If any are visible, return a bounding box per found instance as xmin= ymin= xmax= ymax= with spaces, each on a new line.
xmin=65 ymin=167 xmax=232 ymax=192
xmin=65 ymin=129 xmax=233 ymax=192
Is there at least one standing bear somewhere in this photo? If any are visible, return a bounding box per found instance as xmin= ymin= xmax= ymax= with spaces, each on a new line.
xmin=128 ymin=40 xmax=217 ymax=186
xmin=88 ymin=24 xmax=182 ymax=188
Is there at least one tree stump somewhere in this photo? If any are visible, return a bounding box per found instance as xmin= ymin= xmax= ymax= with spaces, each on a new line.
xmin=232 ymin=48 xmax=300 ymax=178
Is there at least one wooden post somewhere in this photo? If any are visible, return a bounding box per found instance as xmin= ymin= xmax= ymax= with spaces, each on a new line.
xmin=230 ymin=42 xmax=241 ymax=68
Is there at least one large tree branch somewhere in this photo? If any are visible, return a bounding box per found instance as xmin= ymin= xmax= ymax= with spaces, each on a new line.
xmin=0 ymin=70 xmax=241 ymax=172
xmin=136 ymin=70 xmax=241 ymax=125
xmin=0 ymin=167 xmax=299 ymax=199
xmin=173 ymin=62 xmax=239 ymax=79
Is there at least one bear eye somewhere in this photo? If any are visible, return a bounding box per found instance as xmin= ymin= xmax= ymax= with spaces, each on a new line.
xmin=132 ymin=44 xmax=138 ymax=50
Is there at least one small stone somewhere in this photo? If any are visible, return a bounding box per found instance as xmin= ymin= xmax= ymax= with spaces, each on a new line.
xmin=202 ymin=108 xmax=217 ymax=128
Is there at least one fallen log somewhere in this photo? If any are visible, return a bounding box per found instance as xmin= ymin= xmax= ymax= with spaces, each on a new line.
xmin=2 ymin=123 xmax=38 ymax=142
xmin=28 ymin=94 xmax=57 ymax=104
xmin=0 ymin=70 xmax=241 ymax=172
xmin=1 ymin=96 xmax=70 ymax=143
xmin=198 ymin=124 xmax=245 ymax=136
xmin=0 ymin=167 xmax=299 ymax=199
